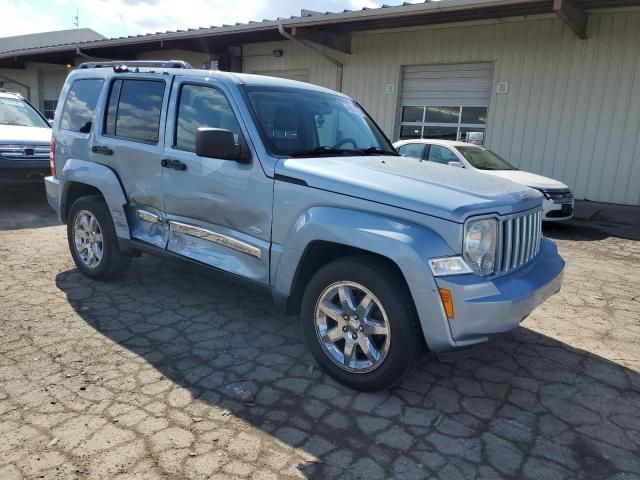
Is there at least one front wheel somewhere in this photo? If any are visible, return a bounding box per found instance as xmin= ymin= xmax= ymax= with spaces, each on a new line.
xmin=67 ymin=195 xmax=132 ymax=280
xmin=301 ymin=256 xmax=420 ymax=391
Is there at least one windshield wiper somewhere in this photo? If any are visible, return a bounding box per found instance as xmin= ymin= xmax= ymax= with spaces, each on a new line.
xmin=289 ymin=146 xmax=400 ymax=158
xmin=289 ymin=146 xmax=362 ymax=158
xmin=359 ymin=147 xmax=400 ymax=156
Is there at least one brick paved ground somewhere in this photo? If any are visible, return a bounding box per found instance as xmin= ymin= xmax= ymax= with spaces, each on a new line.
xmin=1 ymin=190 xmax=639 ymax=479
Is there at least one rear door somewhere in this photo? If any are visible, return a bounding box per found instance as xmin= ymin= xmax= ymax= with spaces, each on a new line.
xmin=92 ymin=75 xmax=170 ymax=248
xmin=160 ymin=78 xmax=273 ymax=285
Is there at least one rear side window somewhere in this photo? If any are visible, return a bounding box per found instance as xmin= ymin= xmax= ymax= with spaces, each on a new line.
xmin=60 ymin=79 xmax=104 ymax=133
xmin=104 ymin=79 xmax=165 ymax=144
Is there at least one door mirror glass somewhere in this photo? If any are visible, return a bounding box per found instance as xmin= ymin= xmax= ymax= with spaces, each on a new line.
xmin=448 ymin=161 xmax=464 ymax=168
xmin=196 ymin=128 xmax=243 ymax=161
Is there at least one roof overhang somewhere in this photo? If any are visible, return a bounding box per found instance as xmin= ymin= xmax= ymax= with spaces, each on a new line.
xmin=1 ymin=0 xmax=639 ymax=67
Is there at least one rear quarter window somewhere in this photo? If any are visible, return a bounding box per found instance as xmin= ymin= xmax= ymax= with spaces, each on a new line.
xmin=60 ymin=79 xmax=104 ymax=133
xmin=104 ymin=79 xmax=165 ymax=144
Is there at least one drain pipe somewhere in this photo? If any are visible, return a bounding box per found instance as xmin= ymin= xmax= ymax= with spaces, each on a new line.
xmin=277 ymin=24 xmax=343 ymax=92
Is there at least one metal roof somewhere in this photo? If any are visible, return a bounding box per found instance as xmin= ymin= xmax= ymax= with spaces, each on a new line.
xmin=0 ymin=28 xmax=105 ymax=55
xmin=0 ymin=0 xmax=638 ymax=65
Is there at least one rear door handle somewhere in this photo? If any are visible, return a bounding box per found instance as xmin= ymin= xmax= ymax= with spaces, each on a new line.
xmin=91 ymin=146 xmax=113 ymax=155
xmin=161 ymin=159 xmax=187 ymax=171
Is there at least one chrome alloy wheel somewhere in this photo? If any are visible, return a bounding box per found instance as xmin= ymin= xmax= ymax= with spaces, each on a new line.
xmin=72 ymin=210 xmax=104 ymax=269
xmin=314 ymin=281 xmax=391 ymax=373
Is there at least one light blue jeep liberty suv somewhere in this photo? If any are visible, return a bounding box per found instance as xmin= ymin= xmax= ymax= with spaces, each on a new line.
xmin=45 ymin=61 xmax=564 ymax=391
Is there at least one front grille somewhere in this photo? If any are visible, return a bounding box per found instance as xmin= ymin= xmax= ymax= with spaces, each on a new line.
xmin=0 ymin=144 xmax=49 ymax=160
xmin=496 ymin=209 xmax=543 ymax=274
xmin=544 ymin=189 xmax=573 ymax=203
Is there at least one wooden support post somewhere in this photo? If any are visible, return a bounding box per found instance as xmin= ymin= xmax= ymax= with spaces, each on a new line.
xmin=291 ymin=27 xmax=352 ymax=54
xmin=553 ymin=0 xmax=588 ymax=39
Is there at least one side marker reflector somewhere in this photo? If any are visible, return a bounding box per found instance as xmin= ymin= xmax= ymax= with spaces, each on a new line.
xmin=438 ymin=288 xmax=454 ymax=319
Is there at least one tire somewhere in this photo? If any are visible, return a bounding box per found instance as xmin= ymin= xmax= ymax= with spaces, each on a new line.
xmin=67 ymin=195 xmax=132 ymax=280
xmin=301 ymin=256 xmax=420 ymax=391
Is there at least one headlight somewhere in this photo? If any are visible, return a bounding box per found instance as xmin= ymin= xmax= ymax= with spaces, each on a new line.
xmin=463 ymin=218 xmax=498 ymax=276
xmin=534 ymin=188 xmax=551 ymax=200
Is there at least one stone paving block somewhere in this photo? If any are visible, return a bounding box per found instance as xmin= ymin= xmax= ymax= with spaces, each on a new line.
xmin=0 ymin=199 xmax=639 ymax=479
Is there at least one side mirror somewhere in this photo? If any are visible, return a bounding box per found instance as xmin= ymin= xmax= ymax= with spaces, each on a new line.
xmin=448 ymin=161 xmax=464 ymax=168
xmin=195 ymin=128 xmax=247 ymax=162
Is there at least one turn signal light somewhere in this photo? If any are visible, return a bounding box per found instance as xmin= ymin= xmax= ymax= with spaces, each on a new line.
xmin=438 ymin=288 xmax=454 ymax=319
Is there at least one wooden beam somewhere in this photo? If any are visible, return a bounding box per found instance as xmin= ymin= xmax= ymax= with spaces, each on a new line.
xmin=553 ymin=0 xmax=588 ymax=39
xmin=291 ymin=27 xmax=352 ymax=54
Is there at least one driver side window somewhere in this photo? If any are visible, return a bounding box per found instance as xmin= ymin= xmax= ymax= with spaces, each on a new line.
xmin=426 ymin=145 xmax=458 ymax=165
xmin=175 ymin=84 xmax=241 ymax=153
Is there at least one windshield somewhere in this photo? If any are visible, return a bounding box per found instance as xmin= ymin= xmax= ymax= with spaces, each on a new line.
xmin=455 ymin=146 xmax=514 ymax=170
xmin=0 ymin=97 xmax=49 ymax=128
xmin=243 ymin=86 xmax=396 ymax=158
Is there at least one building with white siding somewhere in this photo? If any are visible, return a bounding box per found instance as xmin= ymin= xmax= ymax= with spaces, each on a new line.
xmin=1 ymin=0 xmax=639 ymax=205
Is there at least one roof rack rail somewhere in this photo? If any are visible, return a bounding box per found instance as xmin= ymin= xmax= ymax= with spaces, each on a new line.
xmin=77 ymin=60 xmax=193 ymax=70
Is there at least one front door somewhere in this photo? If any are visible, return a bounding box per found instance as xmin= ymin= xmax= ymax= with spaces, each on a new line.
xmin=92 ymin=75 xmax=170 ymax=248
xmin=161 ymin=78 xmax=273 ymax=285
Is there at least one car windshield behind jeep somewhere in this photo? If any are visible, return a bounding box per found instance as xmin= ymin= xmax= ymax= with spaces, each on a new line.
xmin=455 ymin=146 xmax=515 ymax=171
xmin=244 ymin=86 xmax=397 ymax=158
xmin=0 ymin=97 xmax=49 ymax=128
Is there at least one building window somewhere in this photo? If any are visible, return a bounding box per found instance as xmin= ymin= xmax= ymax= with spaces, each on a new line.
xmin=43 ymin=100 xmax=57 ymax=120
xmin=399 ymin=106 xmax=487 ymax=144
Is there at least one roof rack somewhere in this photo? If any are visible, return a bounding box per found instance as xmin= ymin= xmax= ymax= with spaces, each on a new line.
xmin=77 ymin=60 xmax=193 ymax=71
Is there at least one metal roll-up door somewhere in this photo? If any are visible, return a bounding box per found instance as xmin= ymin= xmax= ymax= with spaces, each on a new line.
xmin=399 ymin=62 xmax=493 ymax=144
xmin=41 ymin=69 xmax=68 ymax=119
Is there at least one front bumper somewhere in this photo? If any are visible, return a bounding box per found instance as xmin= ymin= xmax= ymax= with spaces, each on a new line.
xmin=434 ymin=237 xmax=564 ymax=349
xmin=0 ymin=159 xmax=50 ymax=184
xmin=542 ymin=197 xmax=574 ymax=221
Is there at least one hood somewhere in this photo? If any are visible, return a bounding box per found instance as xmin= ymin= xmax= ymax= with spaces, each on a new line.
xmin=0 ymin=125 xmax=51 ymax=145
xmin=276 ymin=156 xmax=543 ymax=223
xmin=482 ymin=169 xmax=569 ymax=190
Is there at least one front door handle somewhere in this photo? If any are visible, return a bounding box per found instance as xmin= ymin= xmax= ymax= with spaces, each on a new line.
xmin=91 ymin=145 xmax=113 ymax=155
xmin=161 ymin=159 xmax=187 ymax=171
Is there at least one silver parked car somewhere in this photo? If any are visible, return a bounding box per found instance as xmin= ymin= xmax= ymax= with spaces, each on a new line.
xmin=0 ymin=89 xmax=52 ymax=187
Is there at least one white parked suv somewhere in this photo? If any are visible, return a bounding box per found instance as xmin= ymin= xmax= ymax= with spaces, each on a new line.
xmin=394 ymin=139 xmax=574 ymax=221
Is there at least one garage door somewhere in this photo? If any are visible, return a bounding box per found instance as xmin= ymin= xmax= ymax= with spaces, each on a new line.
xmin=41 ymin=69 xmax=68 ymax=119
xmin=399 ymin=62 xmax=493 ymax=144
xmin=253 ymin=69 xmax=309 ymax=83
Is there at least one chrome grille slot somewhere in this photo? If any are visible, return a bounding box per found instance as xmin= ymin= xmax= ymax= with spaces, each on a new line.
xmin=498 ymin=209 xmax=542 ymax=274
xmin=0 ymin=144 xmax=50 ymax=160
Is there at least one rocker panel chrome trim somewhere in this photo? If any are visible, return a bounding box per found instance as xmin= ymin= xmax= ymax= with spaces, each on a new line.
xmin=137 ymin=210 xmax=160 ymax=224
xmin=168 ymin=220 xmax=262 ymax=259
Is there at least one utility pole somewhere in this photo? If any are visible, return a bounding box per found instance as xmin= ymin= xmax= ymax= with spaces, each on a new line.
xmin=73 ymin=9 xmax=79 ymax=29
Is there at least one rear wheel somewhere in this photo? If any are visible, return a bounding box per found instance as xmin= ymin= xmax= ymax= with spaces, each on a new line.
xmin=301 ymin=256 xmax=420 ymax=391
xmin=67 ymin=196 xmax=131 ymax=280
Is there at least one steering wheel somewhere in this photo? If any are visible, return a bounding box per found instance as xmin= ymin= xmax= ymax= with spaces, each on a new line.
xmin=333 ymin=138 xmax=357 ymax=149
